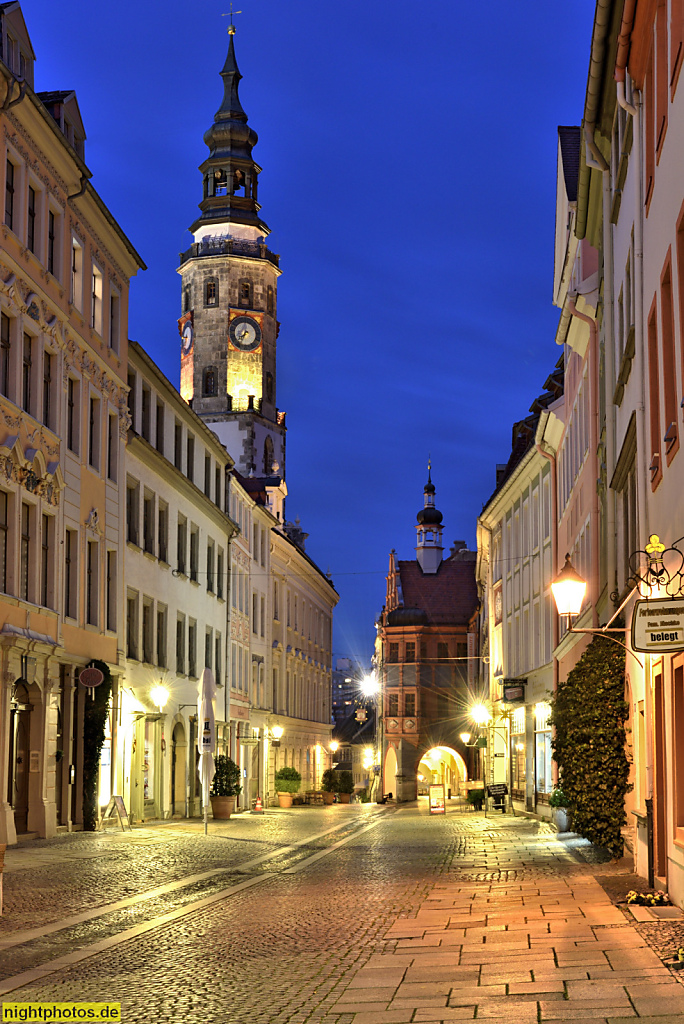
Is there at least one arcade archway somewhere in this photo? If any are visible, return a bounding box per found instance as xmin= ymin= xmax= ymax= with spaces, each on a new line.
xmin=417 ymin=745 xmax=467 ymax=798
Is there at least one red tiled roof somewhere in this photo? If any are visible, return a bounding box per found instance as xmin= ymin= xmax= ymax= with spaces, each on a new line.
xmin=396 ymin=557 xmax=478 ymax=626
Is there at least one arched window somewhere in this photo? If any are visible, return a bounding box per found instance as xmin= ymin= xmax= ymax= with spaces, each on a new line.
xmin=263 ymin=435 xmax=274 ymax=474
xmin=232 ymin=168 xmax=246 ymax=196
xmin=239 ymin=280 xmax=252 ymax=307
xmin=213 ymin=168 xmax=228 ymax=196
xmin=204 ymin=279 xmax=218 ymax=307
xmin=203 ymin=366 xmax=217 ymax=397
xmin=265 ymin=372 xmax=274 ymax=403
xmin=183 ymin=286 xmax=191 ymax=313
xmin=266 ymin=286 xmax=274 ymax=316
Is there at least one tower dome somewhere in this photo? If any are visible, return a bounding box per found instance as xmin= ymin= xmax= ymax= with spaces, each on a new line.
xmin=415 ymin=463 xmax=444 ymax=574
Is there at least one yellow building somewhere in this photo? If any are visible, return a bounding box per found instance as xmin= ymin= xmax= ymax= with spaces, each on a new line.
xmin=0 ymin=2 xmax=144 ymax=843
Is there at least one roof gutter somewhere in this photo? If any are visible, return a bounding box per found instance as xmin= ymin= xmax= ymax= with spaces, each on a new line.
xmin=576 ymin=0 xmax=613 ymax=238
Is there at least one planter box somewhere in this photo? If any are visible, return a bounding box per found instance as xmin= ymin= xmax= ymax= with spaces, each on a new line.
xmin=322 ymin=791 xmax=334 ymax=805
xmin=552 ymin=807 xmax=571 ymax=832
xmin=277 ymin=792 xmax=293 ymax=808
xmin=338 ymin=793 xmax=351 ymax=804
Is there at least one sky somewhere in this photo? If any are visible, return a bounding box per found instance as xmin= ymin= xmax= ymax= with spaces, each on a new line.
xmin=27 ymin=0 xmax=595 ymax=668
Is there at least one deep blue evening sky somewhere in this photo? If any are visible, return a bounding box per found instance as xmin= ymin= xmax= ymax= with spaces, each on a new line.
xmin=28 ymin=0 xmax=595 ymax=667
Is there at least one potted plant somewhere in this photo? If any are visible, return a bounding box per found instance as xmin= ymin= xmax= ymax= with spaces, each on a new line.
xmin=467 ymin=788 xmax=485 ymax=811
xmin=336 ymin=770 xmax=355 ymax=804
xmin=321 ymin=768 xmax=336 ymax=805
xmin=275 ymin=766 xmax=301 ymax=808
xmin=549 ymin=787 xmax=572 ymax=832
xmin=210 ymin=755 xmax=242 ymax=819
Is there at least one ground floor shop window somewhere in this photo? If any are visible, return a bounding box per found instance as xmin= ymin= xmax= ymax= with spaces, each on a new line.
xmin=535 ymin=702 xmax=552 ymax=802
xmin=144 ymin=719 xmax=155 ymax=806
xmin=511 ymin=706 xmax=525 ymax=800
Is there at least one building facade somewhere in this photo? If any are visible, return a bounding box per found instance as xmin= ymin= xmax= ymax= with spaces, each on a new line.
xmin=0 ymin=2 xmax=144 ymax=844
xmin=378 ymin=473 xmax=479 ymax=803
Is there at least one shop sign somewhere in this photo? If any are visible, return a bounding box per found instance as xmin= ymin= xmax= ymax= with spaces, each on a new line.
xmin=429 ymin=784 xmax=446 ymax=814
xmin=632 ymin=597 xmax=684 ymax=653
xmin=502 ymin=679 xmax=526 ymax=703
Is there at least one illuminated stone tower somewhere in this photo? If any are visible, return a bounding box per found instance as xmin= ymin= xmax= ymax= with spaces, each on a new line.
xmin=178 ymin=22 xmax=285 ymax=477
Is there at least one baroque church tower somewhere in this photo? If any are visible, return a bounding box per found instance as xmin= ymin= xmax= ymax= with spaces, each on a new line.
xmin=178 ymin=23 xmax=285 ymax=478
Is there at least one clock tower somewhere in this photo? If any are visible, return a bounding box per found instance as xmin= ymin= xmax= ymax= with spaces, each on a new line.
xmin=178 ymin=23 xmax=285 ymax=478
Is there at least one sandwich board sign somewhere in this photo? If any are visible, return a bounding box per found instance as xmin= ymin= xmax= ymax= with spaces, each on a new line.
xmin=100 ymin=795 xmax=132 ymax=832
xmin=429 ymin=784 xmax=446 ymax=815
xmin=631 ymin=598 xmax=684 ymax=653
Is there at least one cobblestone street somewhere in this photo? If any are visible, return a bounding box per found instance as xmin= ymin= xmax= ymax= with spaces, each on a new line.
xmin=1 ymin=805 xmax=683 ymax=1023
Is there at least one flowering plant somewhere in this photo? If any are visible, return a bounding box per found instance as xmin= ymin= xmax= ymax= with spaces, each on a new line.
xmin=625 ymin=889 xmax=671 ymax=906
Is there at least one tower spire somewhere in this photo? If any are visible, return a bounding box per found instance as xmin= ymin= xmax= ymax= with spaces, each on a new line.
xmin=217 ymin=10 xmax=246 ymax=122
xmin=416 ymin=465 xmax=443 ymax=574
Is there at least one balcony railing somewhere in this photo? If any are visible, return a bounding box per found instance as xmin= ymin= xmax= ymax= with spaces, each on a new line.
xmin=179 ymin=237 xmax=280 ymax=268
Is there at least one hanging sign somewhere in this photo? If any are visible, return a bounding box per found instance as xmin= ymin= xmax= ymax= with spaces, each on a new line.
xmin=79 ymin=666 xmax=104 ymax=689
xmin=502 ymin=679 xmax=526 ymax=703
xmin=631 ymin=598 xmax=684 ymax=653
xmin=429 ymin=784 xmax=446 ymax=815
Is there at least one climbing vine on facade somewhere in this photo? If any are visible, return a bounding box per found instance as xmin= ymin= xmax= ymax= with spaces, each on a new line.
xmin=82 ymin=659 xmax=113 ymax=831
xmin=551 ymin=634 xmax=631 ymax=858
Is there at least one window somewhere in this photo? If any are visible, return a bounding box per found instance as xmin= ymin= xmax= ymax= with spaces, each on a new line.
xmin=86 ymin=540 xmax=98 ymax=626
xmin=47 ymin=210 xmax=56 ymax=276
xmin=0 ymin=492 xmax=7 ymax=594
xmin=107 ymin=414 xmax=117 ymax=481
xmin=661 ymin=257 xmax=678 ymax=463
xmin=204 ymin=454 xmax=211 ymax=496
xmin=174 ymin=421 xmax=182 ymax=469
xmin=157 ymin=606 xmax=167 ymax=668
xmin=217 ymin=549 xmax=224 ymax=600
xmin=158 ymin=503 xmax=168 ymax=563
xmin=155 ymin=401 xmax=164 ymax=455
xmin=648 ymin=298 xmax=661 ymax=487
xmin=177 ymin=516 xmax=187 ymax=575
xmin=90 ymin=266 xmax=103 ymax=333
xmin=438 ymin=642 xmax=449 ymax=661
xmin=67 ymin=378 xmax=79 ymax=453
xmin=42 ymin=350 xmax=52 ymax=429
xmin=273 ymin=580 xmax=279 ymax=620
xmin=71 ymin=239 xmax=83 ymax=309
xmin=176 ymin=616 xmax=185 ymax=674
xmin=260 ymin=595 xmax=265 ymax=637
xmin=27 ymin=185 xmax=35 ymax=254
xmin=190 ymin=526 xmax=199 ymax=581
xmin=109 ymin=288 xmax=120 ymax=350
xmin=141 ymin=385 xmax=151 ymax=441
xmin=252 ymin=592 xmax=258 ymax=634
xmin=405 ymin=641 xmax=415 ymax=663
xmin=106 ymin=551 xmax=116 ymax=632
xmin=388 ymin=643 xmax=399 ymax=663
xmin=215 ymin=466 xmax=221 ymax=509
xmin=41 ymin=514 xmax=51 ymax=608
xmin=202 ymin=366 xmax=217 ymax=396
xmin=143 ymin=492 xmax=154 ymax=555
xmin=207 ymin=540 xmax=214 ymax=593
xmin=65 ymin=529 xmax=77 ymax=619
xmin=267 ymin=285 xmax=274 ymax=316
xmin=186 ymin=435 xmax=194 ymax=483
xmin=1 ymin=312 xmax=10 ymax=398
xmin=215 ymin=634 xmax=222 ymax=686
xmin=127 ymin=593 xmax=139 ymax=660
xmin=188 ymin=621 xmax=197 ymax=677
xmin=205 ymin=628 xmax=213 ymax=670
xmin=88 ymin=395 xmax=100 ymax=470
xmin=126 ymin=479 xmax=140 ymax=545
xmin=239 ymin=280 xmax=251 ymax=306
xmin=405 ymin=692 xmax=416 ymax=717
xmin=22 ymin=333 xmax=31 ymax=414
xmin=388 ymin=693 xmax=398 ymax=717
xmin=142 ymin=599 xmax=153 ymax=663
xmin=5 ymin=160 xmax=14 ymax=230
xmin=20 ymin=503 xmax=30 ymax=602
xmin=204 ymin=279 xmax=218 ymax=306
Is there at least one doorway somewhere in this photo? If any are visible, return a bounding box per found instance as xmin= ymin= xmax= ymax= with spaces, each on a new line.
xmin=171 ymin=722 xmax=187 ymax=817
xmin=8 ymin=683 xmax=33 ymax=834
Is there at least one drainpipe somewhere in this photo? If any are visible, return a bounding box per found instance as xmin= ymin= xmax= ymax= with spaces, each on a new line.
xmin=536 ymin=437 xmax=560 ymax=787
xmin=565 ymin=297 xmax=601 ymax=629
xmin=614 ymin=0 xmax=653 ymax=875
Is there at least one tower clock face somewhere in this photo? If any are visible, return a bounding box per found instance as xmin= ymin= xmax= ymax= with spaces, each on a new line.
xmin=229 ymin=315 xmax=262 ymax=352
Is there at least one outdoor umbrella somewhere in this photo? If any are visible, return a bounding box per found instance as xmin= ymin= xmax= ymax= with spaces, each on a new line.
xmin=197 ymin=667 xmax=217 ymax=834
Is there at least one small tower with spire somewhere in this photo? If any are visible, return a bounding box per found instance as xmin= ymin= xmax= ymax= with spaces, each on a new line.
xmin=178 ymin=18 xmax=285 ymax=480
xmin=415 ymin=463 xmax=444 ymax=574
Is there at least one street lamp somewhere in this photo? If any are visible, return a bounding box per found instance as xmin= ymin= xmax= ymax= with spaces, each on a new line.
xmin=329 ymin=740 xmax=339 ymax=753
xmin=150 ymin=686 xmax=169 ymax=712
xmin=271 ymin=725 xmax=284 ymax=740
xmin=459 ymin=732 xmax=472 ymax=745
xmin=360 ymin=675 xmax=380 ymax=698
xmin=470 ymin=703 xmax=491 ymax=726
xmin=551 ymin=554 xmax=587 ymax=617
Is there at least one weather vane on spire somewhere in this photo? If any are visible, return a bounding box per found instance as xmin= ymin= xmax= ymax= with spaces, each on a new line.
xmin=222 ymin=2 xmax=242 ymax=34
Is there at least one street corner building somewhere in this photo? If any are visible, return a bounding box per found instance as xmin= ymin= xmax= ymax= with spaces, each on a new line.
xmin=0 ymin=3 xmax=145 ymax=845
xmin=377 ymin=470 xmax=479 ymax=803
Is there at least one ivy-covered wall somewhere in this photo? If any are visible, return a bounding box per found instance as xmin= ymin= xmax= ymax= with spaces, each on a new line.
xmin=551 ymin=635 xmax=631 ymax=857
